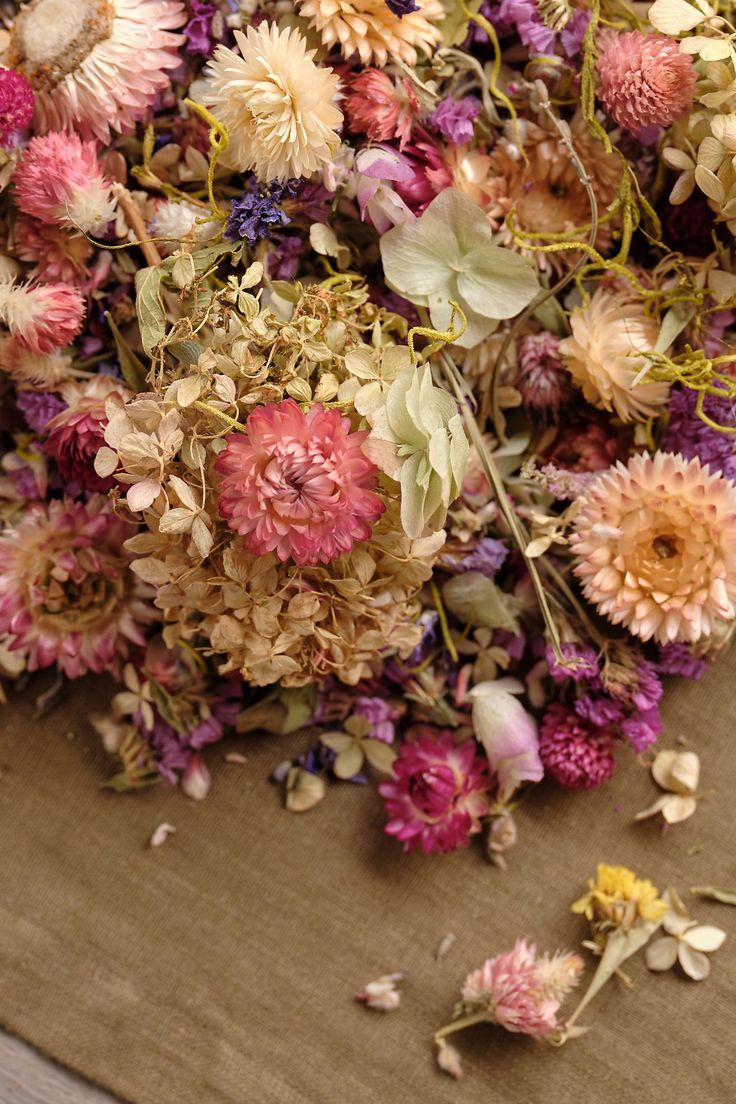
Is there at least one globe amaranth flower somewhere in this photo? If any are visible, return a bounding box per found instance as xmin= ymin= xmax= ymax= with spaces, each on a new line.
xmin=596 ymin=31 xmax=696 ymax=132
xmin=345 ymin=68 xmax=419 ymax=150
xmin=0 ymin=280 xmax=85 ymax=353
xmin=460 ymin=940 xmax=583 ymax=1038
xmin=297 ymin=0 xmax=443 ymax=67
xmin=7 ymin=0 xmax=186 ymax=142
xmin=0 ymin=69 xmax=35 ymax=146
xmin=428 ymin=96 xmax=481 ymax=145
xmin=662 ymin=387 xmax=736 ymax=483
xmin=571 ymin=451 xmax=736 ymax=645
xmin=559 ymin=288 xmax=669 ymax=422
xmin=0 ymin=496 xmax=153 ymax=678
xmin=215 ymin=399 xmax=384 ymax=566
xmin=224 ymin=179 xmax=294 ymax=246
xmin=13 ymin=132 xmax=116 ymax=235
xmin=539 ymin=704 xmax=617 ymax=790
xmin=44 ymin=376 xmax=129 ymax=493
xmin=378 ymin=730 xmax=491 ymax=854
xmin=204 ymin=23 xmax=343 ymax=182
xmin=517 ymin=331 xmax=571 ymax=418
xmin=366 ymin=363 xmax=469 ymax=539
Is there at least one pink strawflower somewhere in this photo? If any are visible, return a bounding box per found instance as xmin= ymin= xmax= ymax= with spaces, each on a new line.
xmin=460 ymin=940 xmax=583 ymax=1037
xmin=44 ymin=377 xmax=129 ymax=493
xmin=0 ymin=69 xmax=35 ymax=145
xmin=346 ymin=68 xmax=419 ymax=151
xmin=378 ymin=730 xmax=491 ymax=854
xmin=215 ymin=399 xmax=384 ymax=565
xmin=13 ymin=132 xmax=116 ymax=234
xmin=0 ymin=496 xmax=154 ymax=679
xmin=517 ymin=331 xmax=571 ymax=418
xmin=14 ymin=215 xmax=95 ymax=285
xmin=0 ymin=280 xmax=85 ymax=353
xmin=539 ymin=704 xmax=616 ymax=790
xmin=596 ymin=31 xmax=696 ymax=132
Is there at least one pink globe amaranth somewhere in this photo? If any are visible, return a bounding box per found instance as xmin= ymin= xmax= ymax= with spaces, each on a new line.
xmin=378 ymin=730 xmax=491 ymax=855
xmin=0 ymin=496 xmax=154 ymax=679
xmin=215 ymin=399 xmax=385 ymax=566
xmin=539 ymin=703 xmax=616 ymax=790
xmin=0 ymin=281 xmax=86 ymax=354
xmin=596 ymin=31 xmax=696 ymax=132
xmin=0 ymin=69 xmax=35 ymax=145
xmin=12 ymin=131 xmax=115 ymax=233
xmin=44 ymin=377 xmax=129 ymax=493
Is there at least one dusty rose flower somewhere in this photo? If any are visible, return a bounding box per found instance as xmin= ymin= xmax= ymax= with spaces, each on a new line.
xmin=346 ymin=68 xmax=419 ymax=150
xmin=571 ymin=451 xmax=736 ymax=644
xmin=539 ymin=704 xmax=616 ymax=790
xmin=0 ymin=280 xmax=86 ymax=353
xmin=215 ymin=399 xmax=384 ymax=565
xmin=559 ymin=288 xmax=669 ymax=422
xmin=459 ymin=940 xmax=583 ymax=1037
xmin=13 ymin=132 xmax=116 ymax=234
xmin=0 ymin=496 xmax=153 ymax=678
xmin=44 ymin=376 xmax=130 ymax=492
xmin=596 ymin=31 xmax=696 ymax=132
xmin=0 ymin=69 xmax=35 ymax=145
xmin=378 ymin=730 xmax=490 ymax=854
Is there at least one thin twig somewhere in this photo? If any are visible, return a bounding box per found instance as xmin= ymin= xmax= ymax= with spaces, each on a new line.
xmin=112 ymin=183 xmax=162 ymax=267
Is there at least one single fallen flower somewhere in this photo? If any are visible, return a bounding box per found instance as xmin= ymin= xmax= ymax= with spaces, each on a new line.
xmin=635 ymin=749 xmax=701 ymax=824
xmin=646 ymin=889 xmax=726 ymax=980
xmin=355 ymin=970 xmax=406 ymax=1012
xmin=149 ymin=823 xmax=176 ymax=848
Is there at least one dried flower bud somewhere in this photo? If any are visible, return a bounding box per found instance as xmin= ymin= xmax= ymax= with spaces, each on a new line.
xmin=436 ymin=1041 xmax=463 ymax=1079
xmin=181 ymin=753 xmax=211 ymax=801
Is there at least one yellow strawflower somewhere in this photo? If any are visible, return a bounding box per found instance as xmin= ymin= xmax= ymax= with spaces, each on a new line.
xmin=572 ymin=863 xmax=668 ymax=928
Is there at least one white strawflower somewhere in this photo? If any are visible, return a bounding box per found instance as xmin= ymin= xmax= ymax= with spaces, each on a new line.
xmin=150 ymin=199 xmax=222 ymax=248
xmin=203 ymin=23 xmax=343 ymax=183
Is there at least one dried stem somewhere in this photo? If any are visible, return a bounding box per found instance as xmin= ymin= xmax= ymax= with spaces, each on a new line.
xmin=112 ymin=183 xmax=162 ymax=267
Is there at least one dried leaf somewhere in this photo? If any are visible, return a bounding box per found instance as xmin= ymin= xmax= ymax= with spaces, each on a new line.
xmin=333 ymin=742 xmax=365 ymax=779
xmin=105 ymin=311 xmax=147 ymax=390
xmin=362 ymin=738 xmax=397 ymax=774
xmin=678 ymin=942 xmax=711 ymax=980
xmin=135 ymin=266 xmax=166 ymax=357
xmin=691 ymin=886 xmax=736 ymax=906
xmin=285 ymin=767 xmax=326 ymax=813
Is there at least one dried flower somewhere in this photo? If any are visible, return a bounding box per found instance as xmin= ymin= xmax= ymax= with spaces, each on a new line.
xmin=44 ymin=376 xmax=129 ymax=493
xmin=539 ymin=704 xmax=617 ymax=790
xmin=646 ymin=889 xmax=726 ymax=980
xmin=0 ymin=336 xmax=73 ymax=388
xmin=0 ymin=69 xmax=35 ymax=146
xmin=346 ymin=69 xmax=419 ymax=150
xmin=559 ymin=289 xmax=669 ymax=422
xmin=378 ymin=730 xmax=491 ymax=854
xmin=572 ymin=864 xmax=668 ymax=927
xmin=596 ymin=31 xmax=696 ymax=132
xmin=13 ymin=132 xmax=116 ymax=234
xmin=7 ymin=0 xmax=186 ymax=142
xmin=635 ymin=749 xmax=701 ymax=823
xmin=355 ymin=970 xmax=406 ymax=1011
xmin=0 ymin=496 xmax=153 ymax=678
xmin=428 ymin=96 xmax=482 ymax=146
xmin=0 ymin=280 xmax=86 ymax=353
xmin=297 ymin=0 xmax=443 ymax=67
xmin=366 ymin=363 xmax=469 ymax=539
xmin=204 ymin=24 xmax=343 ymax=182
xmin=224 ymin=179 xmax=293 ymax=245
xmin=469 ymin=678 xmax=543 ymax=802
xmin=516 ymin=331 xmax=571 ymax=418
xmin=215 ymin=399 xmax=384 ymax=565
xmin=571 ymin=452 xmax=736 ymax=645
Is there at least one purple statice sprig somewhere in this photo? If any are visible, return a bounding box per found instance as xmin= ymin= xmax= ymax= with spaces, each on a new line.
xmin=225 ymin=178 xmax=297 ymax=246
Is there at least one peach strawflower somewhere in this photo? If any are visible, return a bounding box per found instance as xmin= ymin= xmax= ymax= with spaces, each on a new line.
xmin=0 ymin=335 xmax=73 ymax=388
xmin=6 ymin=0 xmax=186 ymax=142
xmin=346 ymin=68 xmax=419 ymax=150
xmin=559 ymin=288 xmax=669 ymax=422
xmin=0 ymin=280 xmax=85 ymax=353
xmin=571 ymin=452 xmax=736 ymax=645
xmin=297 ymin=0 xmax=444 ymax=67
xmin=14 ymin=216 xmax=95 ymax=285
xmin=0 ymin=495 xmax=154 ymax=678
xmin=215 ymin=399 xmax=385 ymax=565
xmin=596 ymin=31 xmax=696 ymax=132
xmin=13 ymin=132 xmax=116 ymax=234
xmin=204 ymin=24 xmax=343 ymax=183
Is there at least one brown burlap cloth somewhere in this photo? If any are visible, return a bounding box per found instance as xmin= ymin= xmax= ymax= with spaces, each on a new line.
xmin=1 ymin=653 xmax=735 ymax=1104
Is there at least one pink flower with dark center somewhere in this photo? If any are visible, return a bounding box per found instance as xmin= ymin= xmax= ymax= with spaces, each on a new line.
xmin=0 ymin=281 xmax=86 ymax=353
xmin=378 ymin=730 xmax=491 ymax=854
xmin=0 ymin=69 xmax=35 ymax=145
xmin=596 ymin=31 xmax=696 ymax=132
xmin=0 ymin=495 xmax=154 ymax=678
xmin=539 ymin=704 xmax=616 ymax=790
xmin=346 ymin=69 xmax=419 ymax=150
xmin=215 ymin=399 xmax=384 ymax=565
xmin=13 ymin=132 xmax=116 ymax=234
xmin=44 ymin=376 xmax=129 ymax=492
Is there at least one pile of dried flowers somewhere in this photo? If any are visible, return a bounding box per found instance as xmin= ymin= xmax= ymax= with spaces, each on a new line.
xmin=0 ymin=0 xmax=735 ymax=866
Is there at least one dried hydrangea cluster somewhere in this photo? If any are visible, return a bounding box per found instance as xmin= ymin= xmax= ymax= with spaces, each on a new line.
xmin=0 ymin=0 xmax=733 ymax=885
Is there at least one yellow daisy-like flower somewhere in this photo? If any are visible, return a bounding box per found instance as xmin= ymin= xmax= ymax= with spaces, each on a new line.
xmin=572 ymin=863 xmax=668 ymax=928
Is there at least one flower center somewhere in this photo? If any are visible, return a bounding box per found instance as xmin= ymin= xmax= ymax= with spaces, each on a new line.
xmin=8 ymin=0 xmax=115 ymax=91
xmin=409 ymin=764 xmax=457 ymax=819
xmin=652 ymin=535 xmax=678 ymax=560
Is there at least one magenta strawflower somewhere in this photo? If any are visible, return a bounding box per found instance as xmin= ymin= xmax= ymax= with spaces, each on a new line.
xmin=539 ymin=704 xmax=616 ymax=790
xmin=378 ymin=730 xmax=490 ymax=854
xmin=44 ymin=376 xmax=129 ymax=493
xmin=13 ymin=132 xmax=116 ymax=234
xmin=0 ymin=496 xmax=154 ymax=678
xmin=596 ymin=31 xmax=696 ymax=132
xmin=0 ymin=280 xmax=86 ymax=353
xmin=215 ymin=399 xmax=384 ymax=566
xmin=0 ymin=69 xmax=35 ymax=145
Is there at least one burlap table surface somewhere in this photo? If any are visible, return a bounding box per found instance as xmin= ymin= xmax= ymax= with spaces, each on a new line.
xmin=1 ymin=652 xmax=734 ymax=1104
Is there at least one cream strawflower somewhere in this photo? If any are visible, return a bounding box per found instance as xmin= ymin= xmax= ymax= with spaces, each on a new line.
xmin=297 ymin=0 xmax=444 ymax=67
xmin=6 ymin=0 xmax=186 ymax=142
xmin=203 ymin=24 xmax=343 ymax=183
xmin=571 ymin=451 xmax=736 ymax=645
xmin=559 ymin=288 xmax=669 ymax=422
